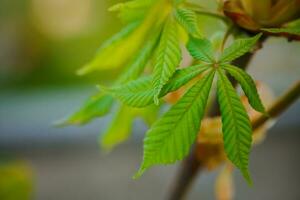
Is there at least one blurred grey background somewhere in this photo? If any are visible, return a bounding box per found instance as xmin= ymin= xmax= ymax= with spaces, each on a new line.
xmin=0 ymin=0 xmax=300 ymax=200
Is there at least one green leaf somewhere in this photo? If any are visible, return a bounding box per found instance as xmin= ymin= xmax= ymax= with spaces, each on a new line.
xmin=220 ymin=34 xmax=262 ymax=63
xmin=56 ymin=94 xmax=114 ymax=126
xmin=262 ymin=19 xmax=300 ymax=36
xmin=160 ymin=64 xmax=210 ymax=95
xmin=109 ymin=0 xmax=155 ymax=23
xmin=102 ymin=76 xmax=154 ymax=108
xmin=134 ymin=70 xmax=215 ymax=178
xmin=101 ymin=105 xmax=136 ymax=150
xmin=105 ymin=64 xmax=210 ymax=107
xmin=153 ymin=17 xmax=182 ymax=104
xmin=222 ymin=64 xmax=266 ymax=114
xmin=174 ymin=8 xmax=201 ymax=38
xmin=217 ymin=68 xmax=253 ymax=184
xmin=78 ymin=3 xmax=163 ymax=75
xmin=117 ymin=32 xmax=159 ymax=84
xmin=187 ymin=37 xmax=214 ymax=63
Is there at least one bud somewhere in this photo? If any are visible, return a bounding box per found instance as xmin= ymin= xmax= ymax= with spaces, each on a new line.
xmin=223 ymin=0 xmax=300 ymax=31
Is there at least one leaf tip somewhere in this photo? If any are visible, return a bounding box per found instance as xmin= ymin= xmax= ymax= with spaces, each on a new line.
xmin=241 ymin=168 xmax=253 ymax=186
xmin=133 ymin=166 xmax=146 ymax=180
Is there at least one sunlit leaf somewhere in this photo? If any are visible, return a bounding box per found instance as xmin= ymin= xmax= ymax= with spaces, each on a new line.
xmin=109 ymin=0 xmax=155 ymax=23
xmin=101 ymin=105 xmax=136 ymax=150
xmin=217 ymin=68 xmax=252 ymax=184
xmin=153 ymin=17 xmax=182 ymax=104
xmin=117 ymin=33 xmax=159 ymax=84
xmin=57 ymin=94 xmax=114 ymax=126
xmin=174 ymin=8 xmax=201 ymax=38
xmin=78 ymin=3 xmax=165 ymax=74
xmin=135 ymin=70 xmax=215 ymax=178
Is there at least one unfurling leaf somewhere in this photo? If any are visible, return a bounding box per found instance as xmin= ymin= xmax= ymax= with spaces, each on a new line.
xmin=220 ymin=34 xmax=262 ymax=63
xmin=174 ymin=8 xmax=201 ymax=38
xmin=57 ymin=94 xmax=114 ymax=126
xmin=187 ymin=37 xmax=214 ymax=63
xmin=135 ymin=70 xmax=215 ymax=178
xmin=101 ymin=105 xmax=136 ymax=150
xmin=105 ymin=64 xmax=210 ymax=107
xmin=153 ymin=17 xmax=182 ymax=104
xmin=222 ymin=64 xmax=266 ymax=114
xmin=217 ymin=69 xmax=253 ymax=184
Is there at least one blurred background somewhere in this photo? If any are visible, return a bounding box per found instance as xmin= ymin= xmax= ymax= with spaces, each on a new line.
xmin=0 ymin=0 xmax=299 ymax=199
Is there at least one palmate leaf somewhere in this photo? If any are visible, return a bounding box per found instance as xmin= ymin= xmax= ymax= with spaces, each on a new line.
xmin=222 ymin=64 xmax=266 ymax=114
xmin=56 ymin=94 xmax=114 ymax=126
xmin=105 ymin=64 xmax=210 ymax=107
xmin=153 ymin=17 xmax=182 ymax=104
xmin=101 ymin=105 xmax=136 ymax=150
xmin=134 ymin=70 xmax=215 ymax=178
xmin=187 ymin=37 xmax=214 ymax=63
xmin=220 ymin=34 xmax=262 ymax=63
xmin=174 ymin=8 xmax=201 ymax=38
xmin=217 ymin=69 xmax=252 ymax=184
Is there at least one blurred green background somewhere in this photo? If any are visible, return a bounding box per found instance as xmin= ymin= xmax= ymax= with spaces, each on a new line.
xmin=0 ymin=0 xmax=300 ymax=200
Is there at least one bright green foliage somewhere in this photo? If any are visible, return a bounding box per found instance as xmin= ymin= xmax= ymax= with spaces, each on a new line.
xmin=217 ymin=69 xmax=253 ymax=184
xmin=174 ymin=8 xmax=201 ymax=38
xmin=220 ymin=34 xmax=262 ymax=63
xmin=262 ymin=19 xmax=300 ymax=36
xmin=135 ymin=70 xmax=215 ymax=178
xmin=105 ymin=64 xmax=210 ymax=107
xmin=153 ymin=17 xmax=182 ymax=104
xmin=57 ymin=94 xmax=114 ymax=126
xmin=222 ymin=64 xmax=266 ymax=114
xmin=63 ymin=0 xmax=280 ymax=186
xmin=101 ymin=105 xmax=136 ymax=150
xmin=102 ymin=76 xmax=154 ymax=108
xmin=117 ymin=33 xmax=159 ymax=84
xmin=187 ymin=37 xmax=214 ymax=63
xmin=109 ymin=0 xmax=154 ymax=23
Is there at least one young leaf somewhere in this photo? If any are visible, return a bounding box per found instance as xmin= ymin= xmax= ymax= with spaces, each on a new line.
xmin=217 ymin=69 xmax=253 ymax=184
xmin=109 ymin=0 xmax=154 ymax=23
xmin=222 ymin=64 xmax=266 ymax=114
xmin=153 ymin=17 xmax=182 ymax=104
xmin=187 ymin=37 xmax=214 ymax=63
xmin=117 ymin=32 xmax=159 ymax=84
xmin=56 ymin=94 xmax=114 ymax=126
xmin=220 ymin=34 xmax=262 ymax=63
xmin=174 ymin=8 xmax=201 ymax=38
xmin=78 ymin=3 xmax=163 ymax=75
xmin=135 ymin=70 xmax=215 ymax=178
xmin=101 ymin=105 xmax=136 ymax=150
xmin=105 ymin=64 xmax=210 ymax=107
